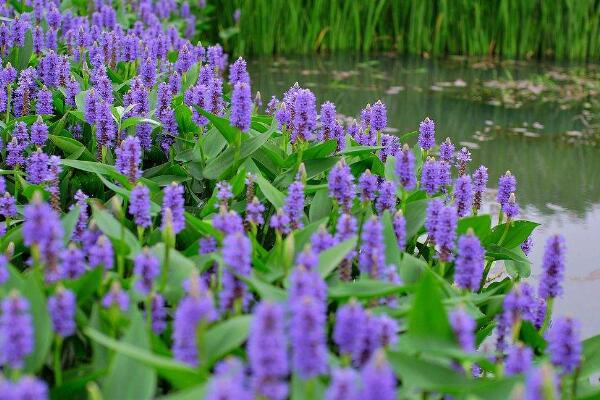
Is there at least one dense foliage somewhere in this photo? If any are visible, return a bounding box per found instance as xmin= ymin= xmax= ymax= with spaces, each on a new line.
xmin=0 ymin=1 xmax=598 ymax=400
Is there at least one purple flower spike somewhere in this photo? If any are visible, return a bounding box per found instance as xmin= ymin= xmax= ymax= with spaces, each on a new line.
xmin=333 ymin=301 xmax=367 ymax=355
xmin=292 ymin=88 xmax=317 ymax=142
xmin=456 ymin=147 xmax=471 ymax=176
xmin=12 ymin=376 xmax=48 ymax=400
xmin=230 ymin=82 xmax=252 ymax=132
xmin=248 ymin=302 xmax=289 ymax=400
xmin=318 ymin=101 xmax=337 ymax=141
xmin=246 ymin=197 xmax=265 ymax=226
xmin=31 ymin=117 xmax=48 ymax=146
xmin=220 ymin=232 xmax=252 ymax=311
xmin=503 ymin=192 xmax=519 ymax=219
xmin=129 ymin=184 xmax=152 ymax=228
xmin=358 ymin=170 xmax=378 ymax=203
xmin=229 ymin=57 xmax=249 ymax=86
xmin=115 ymin=136 xmax=142 ymax=183
xmin=504 ymin=344 xmax=533 ymax=375
xmin=161 ymin=182 xmax=185 ymax=234
xmin=134 ymin=248 xmax=160 ymax=295
xmin=439 ymin=138 xmax=455 ymax=162
xmin=546 ymin=317 xmax=581 ymax=374
xmin=454 ymin=175 xmax=473 ymax=217
xmin=420 ymin=157 xmax=439 ymax=196
xmin=36 ymin=86 xmax=53 ymax=115
xmin=88 ymin=235 xmax=114 ymax=271
xmin=326 ymin=368 xmax=360 ymax=400
xmin=521 ymin=235 xmax=533 ymax=256
xmin=449 ymin=308 xmax=476 ymax=352
xmin=370 ymin=100 xmax=387 ymax=131
xmin=101 ymin=282 xmax=129 ymax=312
xmin=434 ymin=205 xmax=457 ymax=262
xmin=284 ymin=179 xmax=305 ymax=229
xmin=425 ymin=199 xmax=444 ymax=243
xmin=172 ymin=274 xmax=217 ymax=366
xmin=497 ymin=171 xmax=516 ymax=209
xmin=395 ymin=144 xmax=416 ymax=190
xmin=359 ymin=216 xmax=385 ymax=279
xmin=290 ymin=294 xmax=328 ymax=379
xmin=539 ymin=234 xmax=566 ymax=300
xmin=60 ymin=244 xmax=86 ymax=279
xmin=376 ymin=180 xmax=397 ymax=214
xmin=472 ymin=165 xmax=488 ymax=213
xmin=418 ymin=117 xmax=435 ymax=150
xmin=525 ymin=365 xmax=558 ymax=400
xmin=328 ymin=159 xmax=355 ymax=212
xmin=48 ymin=287 xmax=76 ymax=337
xmin=151 ymin=294 xmax=167 ymax=334
xmin=0 ymin=291 xmax=34 ymax=368
xmin=393 ymin=210 xmax=406 ymax=249
xmin=310 ymin=225 xmax=336 ymax=253
xmin=360 ymin=351 xmax=396 ymax=400
xmin=454 ymin=230 xmax=485 ymax=291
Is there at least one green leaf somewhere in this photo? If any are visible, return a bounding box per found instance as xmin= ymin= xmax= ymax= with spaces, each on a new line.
xmin=381 ymin=210 xmax=402 ymax=268
xmin=580 ymin=334 xmax=600 ymax=379
xmin=61 ymin=205 xmax=81 ymax=245
xmin=93 ymin=207 xmax=141 ymax=257
xmin=407 ymin=271 xmax=454 ymax=348
xmin=398 ymin=253 xmax=428 ymax=284
xmin=22 ymin=274 xmax=53 ymax=373
xmin=255 ymin=174 xmax=285 ymax=209
xmin=328 ymin=279 xmax=410 ymax=299
xmin=102 ymin=311 xmax=156 ymax=400
xmin=203 ymin=129 xmax=274 ymax=179
xmin=484 ymin=220 xmax=539 ymax=249
xmin=303 ymin=157 xmax=339 ymax=180
xmin=309 ymin=189 xmax=332 ymax=223
xmin=196 ymin=108 xmax=237 ymax=143
xmin=121 ymin=116 xmax=161 ymax=131
xmin=486 ymin=243 xmax=531 ymax=265
xmin=152 ymin=244 xmax=195 ymax=304
xmin=318 ymin=236 xmax=357 ymax=278
xmin=157 ymin=385 xmax=206 ymax=400
xmin=49 ymin=135 xmax=96 ymax=161
xmin=457 ymin=214 xmax=492 ymax=239
xmin=240 ymin=273 xmax=287 ymax=301
xmin=205 ymin=316 xmax=251 ymax=366
xmin=405 ymin=198 xmax=429 ymax=238
xmin=85 ymin=327 xmax=201 ymax=389
xmin=61 ymin=159 xmax=117 ymax=176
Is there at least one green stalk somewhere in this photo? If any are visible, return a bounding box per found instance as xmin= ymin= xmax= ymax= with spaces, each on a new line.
xmin=540 ymin=298 xmax=554 ymax=334
xmin=5 ymin=85 xmax=11 ymax=123
xmin=54 ymin=337 xmax=63 ymax=386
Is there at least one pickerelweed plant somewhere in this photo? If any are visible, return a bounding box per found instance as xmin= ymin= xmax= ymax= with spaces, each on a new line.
xmin=0 ymin=1 xmax=598 ymax=400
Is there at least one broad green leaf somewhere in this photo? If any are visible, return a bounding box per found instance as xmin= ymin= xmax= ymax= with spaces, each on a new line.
xmin=457 ymin=214 xmax=492 ymax=239
xmin=486 ymin=243 xmax=531 ymax=265
xmin=381 ymin=210 xmax=402 ymax=268
xmin=484 ymin=220 xmax=539 ymax=248
xmin=121 ymin=116 xmax=161 ymax=131
xmin=255 ymin=174 xmax=285 ymax=208
xmin=405 ymin=198 xmax=428 ymax=238
xmin=61 ymin=205 xmax=81 ymax=245
xmin=205 ymin=316 xmax=251 ymax=366
xmin=309 ymin=189 xmax=332 ymax=222
xmin=152 ymin=243 xmax=196 ymax=304
xmin=22 ymin=274 xmax=53 ymax=373
xmin=240 ymin=273 xmax=287 ymax=301
xmin=328 ymin=279 xmax=410 ymax=299
xmin=580 ymin=334 xmax=600 ymax=379
xmin=407 ymin=271 xmax=454 ymax=348
xmin=196 ymin=108 xmax=237 ymax=143
xmin=49 ymin=135 xmax=96 ymax=161
xmin=318 ymin=236 xmax=357 ymax=278
xmin=93 ymin=207 xmax=141 ymax=256
xmin=102 ymin=311 xmax=156 ymax=400
xmin=398 ymin=253 xmax=428 ymax=284
xmin=303 ymin=157 xmax=339 ymax=180
xmin=158 ymin=385 xmax=206 ymax=400
xmin=203 ymin=128 xmax=274 ymax=179
xmin=85 ymin=327 xmax=201 ymax=389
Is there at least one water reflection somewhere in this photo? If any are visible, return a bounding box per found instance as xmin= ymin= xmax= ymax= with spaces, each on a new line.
xmin=249 ymin=55 xmax=600 ymax=336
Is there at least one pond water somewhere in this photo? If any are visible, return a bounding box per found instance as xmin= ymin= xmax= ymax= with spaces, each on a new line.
xmin=248 ymin=54 xmax=600 ymax=337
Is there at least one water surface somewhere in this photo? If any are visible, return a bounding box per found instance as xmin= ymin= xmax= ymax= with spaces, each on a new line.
xmin=249 ymin=55 xmax=600 ymax=337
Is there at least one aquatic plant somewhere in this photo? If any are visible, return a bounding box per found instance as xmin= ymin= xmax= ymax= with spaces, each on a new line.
xmin=0 ymin=2 xmax=597 ymax=400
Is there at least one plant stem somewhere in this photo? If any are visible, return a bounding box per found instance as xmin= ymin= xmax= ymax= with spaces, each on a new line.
xmin=540 ymin=298 xmax=554 ymax=334
xmin=54 ymin=337 xmax=63 ymax=386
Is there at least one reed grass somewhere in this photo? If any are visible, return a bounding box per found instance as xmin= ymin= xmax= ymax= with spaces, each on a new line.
xmin=215 ymin=0 xmax=600 ymax=60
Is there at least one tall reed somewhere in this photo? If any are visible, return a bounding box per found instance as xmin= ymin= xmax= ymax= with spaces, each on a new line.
xmin=215 ymin=0 xmax=600 ymax=60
